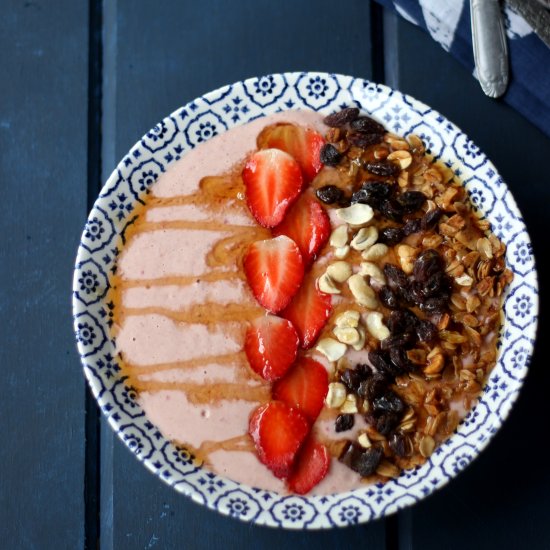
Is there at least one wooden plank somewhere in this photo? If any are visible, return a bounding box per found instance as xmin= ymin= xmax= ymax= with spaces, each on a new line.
xmin=101 ymin=0 xmax=387 ymax=547
xmin=388 ymin=16 xmax=550 ymax=550
xmin=0 ymin=1 xmax=88 ymax=547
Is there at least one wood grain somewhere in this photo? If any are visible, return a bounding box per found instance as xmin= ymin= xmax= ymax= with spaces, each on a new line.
xmin=0 ymin=0 xmax=88 ymax=547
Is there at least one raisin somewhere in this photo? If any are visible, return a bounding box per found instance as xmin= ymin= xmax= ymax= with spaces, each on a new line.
xmin=380 ymin=333 xmax=415 ymax=351
xmin=421 ymin=207 xmax=443 ymax=230
xmin=363 ymin=181 xmax=393 ymax=198
xmin=350 ymin=188 xmax=374 ymax=206
xmin=340 ymin=443 xmax=383 ymax=477
xmin=384 ymin=264 xmax=409 ymax=290
xmin=373 ymin=391 xmax=405 ymax=414
xmin=422 ymin=271 xmax=451 ymax=298
xmin=347 ymin=132 xmax=383 ymax=148
xmin=340 ymin=368 xmax=366 ymax=392
xmin=389 ymin=434 xmax=409 ymax=457
xmin=375 ymin=412 xmax=400 ymax=436
xmin=351 ymin=181 xmax=392 ymax=207
xmin=389 ymin=347 xmax=415 ymax=372
xmin=320 ymin=143 xmax=342 ymax=166
xmin=369 ymin=348 xmax=402 ymax=375
xmin=324 ymin=107 xmax=360 ymax=128
xmin=337 ymin=196 xmax=352 ymax=208
xmin=350 ymin=116 xmax=385 ymax=135
xmin=413 ymin=249 xmax=444 ymax=283
xmin=403 ymin=218 xmax=422 ymax=236
xmin=408 ymin=281 xmax=425 ymax=305
xmin=365 ymin=161 xmax=400 ymax=177
xmin=416 ymin=319 xmax=438 ymax=343
xmin=335 ymin=413 xmax=355 ymax=433
xmin=355 ymin=447 xmax=384 ymax=477
xmin=378 ymin=286 xmax=400 ymax=309
xmin=358 ymin=373 xmax=388 ymax=401
xmin=355 ymin=363 xmax=372 ymax=378
xmin=339 ymin=442 xmax=362 ymax=468
xmin=378 ymin=227 xmax=404 ymax=246
xmin=387 ymin=309 xmax=418 ymax=335
xmin=379 ymin=199 xmax=404 ymax=222
xmin=396 ymin=191 xmax=427 ymax=214
xmin=420 ymin=296 xmax=449 ymax=315
xmin=368 ymin=351 xmax=392 ymax=374
xmin=316 ymin=185 xmax=344 ymax=205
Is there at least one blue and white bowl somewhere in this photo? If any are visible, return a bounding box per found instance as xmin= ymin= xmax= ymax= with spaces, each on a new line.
xmin=72 ymin=72 xmax=538 ymax=529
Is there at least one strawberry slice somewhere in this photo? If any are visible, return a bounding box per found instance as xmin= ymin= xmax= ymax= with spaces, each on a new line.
xmin=273 ymin=357 xmax=329 ymax=424
xmin=244 ymin=315 xmax=299 ymax=381
xmin=280 ymin=272 xmax=332 ymax=348
xmin=243 ymin=235 xmax=304 ymax=313
xmin=249 ymin=401 xmax=310 ymax=479
xmin=257 ymin=123 xmax=325 ymax=183
xmin=273 ymin=192 xmax=331 ymax=265
xmin=242 ymin=148 xmax=303 ymax=228
xmin=287 ymin=437 xmax=330 ymax=495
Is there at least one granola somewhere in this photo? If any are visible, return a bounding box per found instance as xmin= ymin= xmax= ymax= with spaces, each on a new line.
xmin=314 ymin=109 xmax=513 ymax=481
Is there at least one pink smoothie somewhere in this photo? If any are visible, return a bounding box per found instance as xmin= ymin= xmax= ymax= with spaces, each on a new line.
xmin=113 ymin=110 xmax=369 ymax=494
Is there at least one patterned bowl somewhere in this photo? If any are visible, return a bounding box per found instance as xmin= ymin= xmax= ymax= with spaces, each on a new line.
xmin=72 ymin=72 xmax=538 ymax=529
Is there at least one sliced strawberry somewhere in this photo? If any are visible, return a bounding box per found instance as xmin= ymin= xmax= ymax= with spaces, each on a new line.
xmin=287 ymin=437 xmax=330 ymax=495
xmin=243 ymin=235 xmax=304 ymax=313
xmin=280 ymin=272 xmax=332 ymax=348
xmin=273 ymin=192 xmax=331 ymax=265
xmin=273 ymin=357 xmax=329 ymax=424
xmin=249 ymin=401 xmax=310 ymax=479
xmin=244 ymin=315 xmax=299 ymax=381
xmin=257 ymin=123 xmax=325 ymax=183
xmin=242 ymin=148 xmax=303 ymax=228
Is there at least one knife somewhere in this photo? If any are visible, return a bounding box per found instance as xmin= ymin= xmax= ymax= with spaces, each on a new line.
xmin=507 ymin=0 xmax=550 ymax=49
xmin=470 ymin=0 xmax=510 ymax=98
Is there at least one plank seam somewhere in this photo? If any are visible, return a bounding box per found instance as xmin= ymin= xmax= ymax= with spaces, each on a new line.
xmin=85 ymin=0 xmax=104 ymax=548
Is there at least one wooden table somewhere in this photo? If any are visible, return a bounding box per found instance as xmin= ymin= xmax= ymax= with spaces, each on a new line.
xmin=2 ymin=1 xmax=549 ymax=548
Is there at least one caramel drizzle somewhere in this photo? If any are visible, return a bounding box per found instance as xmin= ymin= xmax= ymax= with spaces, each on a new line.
xmin=116 ymin=271 xmax=243 ymax=290
xmin=198 ymin=434 xmax=255 ymax=456
xmin=119 ymin=303 xmax=262 ymax=325
xmin=125 ymin=353 xmax=261 ymax=384
xmin=124 ymin=351 xmax=249 ymax=376
xmin=172 ymin=434 xmax=255 ymax=466
xmin=134 ymin=380 xmax=270 ymax=405
xmin=129 ymin=219 xmax=257 ymax=234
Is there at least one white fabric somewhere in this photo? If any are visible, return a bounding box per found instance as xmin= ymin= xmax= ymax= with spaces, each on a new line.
xmin=419 ymin=0 xmax=465 ymax=51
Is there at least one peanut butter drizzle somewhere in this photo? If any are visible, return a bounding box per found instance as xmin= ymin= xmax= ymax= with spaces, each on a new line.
xmin=129 ymin=219 xmax=258 ymax=234
xmin=207 ymin=229 xmax=269 ymax=268
xmin=115 ymin=270 xmax=243 ymax=290
xmin=124 ymin=351 xmax=249 ymax=376
xmin=125 ymin=355 xmax=262 ymax=386
xmin=146 ymin=175 xmax=247 ymax=209
xmin=120 ymin=303 xmax=263 ymax=325
xmin=199 ymin=434 xmax=255 ymax=456
xmin=135 ymin=380 xmax=270 ymax=405
xmin=171 ymin=433 xmax=256 ymax=466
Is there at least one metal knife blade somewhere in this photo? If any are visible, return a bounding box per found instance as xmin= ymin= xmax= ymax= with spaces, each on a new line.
xmin=507 ymin=0 xmax=550 ymax=50
xmin=470 ymin=0 xmax=510 ymax=98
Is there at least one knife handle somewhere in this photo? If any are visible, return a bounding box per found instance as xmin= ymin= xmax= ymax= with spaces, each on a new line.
xmin=470 ymin=0 xmax=509 ymax=98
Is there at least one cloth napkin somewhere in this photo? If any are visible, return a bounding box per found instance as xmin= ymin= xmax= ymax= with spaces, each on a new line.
xmin=375 ymin=0 xmax=550 ymax=139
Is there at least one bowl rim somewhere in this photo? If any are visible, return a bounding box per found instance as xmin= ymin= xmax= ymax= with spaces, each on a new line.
xmin=72 ymin=71 xmax=539 ymax=529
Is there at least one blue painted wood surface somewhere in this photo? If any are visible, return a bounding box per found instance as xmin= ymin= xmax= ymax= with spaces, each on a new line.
xmin=1 ymin=1 xmax=549 ymax=548
xmin=0 ymin=1 xmax=88 ymax=548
